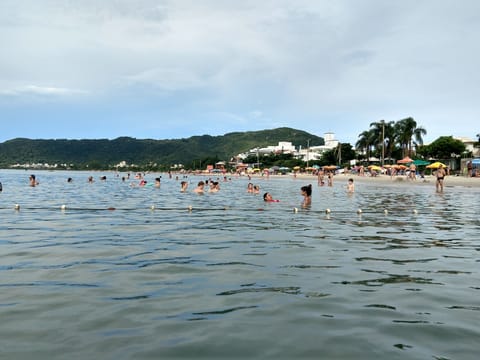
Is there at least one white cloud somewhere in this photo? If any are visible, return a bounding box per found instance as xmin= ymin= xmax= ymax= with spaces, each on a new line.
xmin=0 ymin=0 xmax=479 ymax=143
xmin=0 ymin=85 xmax=87 ymax=97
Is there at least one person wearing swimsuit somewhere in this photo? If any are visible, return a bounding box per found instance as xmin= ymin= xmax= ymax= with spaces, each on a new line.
xmin=436 ymin=166 xmax=446 ymax=192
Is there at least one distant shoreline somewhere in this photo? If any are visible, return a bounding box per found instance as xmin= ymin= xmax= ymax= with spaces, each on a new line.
xmin=247 ymin=172 xmax=480 ymax=189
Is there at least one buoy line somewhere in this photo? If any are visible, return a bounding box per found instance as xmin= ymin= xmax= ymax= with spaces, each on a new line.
xmin=3 ymin=205 xmax=420 ymax=216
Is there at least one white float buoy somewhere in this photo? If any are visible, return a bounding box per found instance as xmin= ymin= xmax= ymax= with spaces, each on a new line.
xmin=413 ymin=209 xmax=418 ymax=214
xmin=150 ymin=205 xmax=155 ymax=210
xmin=14 ymin=204 xmax=20 ymax=211
xmin=325 ymin=208 xmax=331 ymax=214
xmin=61 ymin=204 xmax=66 ymax=210
xmin=384 ymin=209 xmax=388 ymax=215
xmin=188 ymin=205 xmax=193 ymax=212
xmin=357 ymin=208 xmax=362 ymax=215
xmin=293 ymin=207 xmax=298 ymax=213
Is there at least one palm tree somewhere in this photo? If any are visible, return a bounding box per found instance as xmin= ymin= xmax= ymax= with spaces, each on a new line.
xmin=369 ymin=120 xmax=396 ymax=164
xmin=356 ymin=130 xmax=375 ymax=160
xmin=395 ymin=117 xmax=426 ymax=157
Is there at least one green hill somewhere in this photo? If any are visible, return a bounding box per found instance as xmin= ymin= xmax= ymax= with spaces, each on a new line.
xmin=0 ymin=127 xmax=324 ymax=170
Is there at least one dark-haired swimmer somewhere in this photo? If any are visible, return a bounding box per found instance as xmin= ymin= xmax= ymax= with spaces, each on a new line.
xmin=301 ymin=184 xmax=312 ymax=207
xmin=194 ymin=181 xmax=205 ymax=193
xmin=347 ymin=178 xmax=355 ymax=193
xmin=209 ymin=181 xmax=220 ymax=192
xmin=263 ymin=192 xmax=279 ymax=202
xmin=29 ymin=174 xmax=39 ymax=187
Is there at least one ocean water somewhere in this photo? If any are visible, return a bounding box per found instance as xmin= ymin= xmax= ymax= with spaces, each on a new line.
xmin=0 ymin=169 xmax=479 ymax=360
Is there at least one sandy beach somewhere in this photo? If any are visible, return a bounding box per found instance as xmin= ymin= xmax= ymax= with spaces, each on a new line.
xmin=248 ymin=172 xmax=480 ymax=189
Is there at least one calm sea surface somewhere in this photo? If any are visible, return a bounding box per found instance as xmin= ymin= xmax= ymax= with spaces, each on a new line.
xmin=0 ymin=169 xmax=479 ymax=359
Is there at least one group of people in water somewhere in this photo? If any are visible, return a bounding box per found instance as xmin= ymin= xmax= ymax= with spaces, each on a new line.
xmin=10 ymin=165 xmax=449 ymax=213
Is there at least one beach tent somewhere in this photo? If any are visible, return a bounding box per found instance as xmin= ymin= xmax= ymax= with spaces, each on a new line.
xmin=411 ymin=159 xmax=431 ymax=166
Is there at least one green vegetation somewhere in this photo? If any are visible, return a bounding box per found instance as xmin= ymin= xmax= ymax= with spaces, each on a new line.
xmin=356 ymin=117 xmax=427 ymax=162
xmin=1 ymin=122 xmax=475 ymax=172
xmin=0 ymin=128 xmax=324 ymax=170
xmin=416 ymin=136 xmax=466 ymax=160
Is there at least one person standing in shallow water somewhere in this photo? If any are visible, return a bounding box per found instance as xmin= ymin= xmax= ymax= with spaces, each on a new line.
xmin=436 ymin=166 xmax=447 ymax=192
xmin=301 ymin=184 xmax=312 ymax=207
xmin=29 ymin=174 xmax=38 ymax=187
xmin=194 ymin=181 xmax=205 ymax=193
xmin=347 ymin=178 xmax=355 ymax=193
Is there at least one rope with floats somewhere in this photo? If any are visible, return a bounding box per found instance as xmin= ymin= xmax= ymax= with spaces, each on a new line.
xmin=6 ymin=204 xmax=420 ymax=216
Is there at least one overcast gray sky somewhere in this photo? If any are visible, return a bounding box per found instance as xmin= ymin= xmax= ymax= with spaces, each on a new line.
xmin=1 ymin=0 xmax=479 ymax=145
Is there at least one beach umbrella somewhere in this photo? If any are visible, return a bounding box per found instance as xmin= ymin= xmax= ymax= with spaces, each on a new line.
xmin=426 ymin=161 xmax=446 ymax=169
xmin=397 ymin=156 xmax=413 ymax=164
xmin=368 ymin=165 xmax=382 ymax=171
xmin=323 ymin=165 xmax=338 ymax=171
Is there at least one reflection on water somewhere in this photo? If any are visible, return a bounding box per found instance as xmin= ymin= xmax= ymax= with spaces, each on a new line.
xmin=0 ymin=169 xmax=479 ymax=359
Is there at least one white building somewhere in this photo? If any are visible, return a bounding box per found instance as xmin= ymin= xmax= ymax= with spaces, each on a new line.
xmin=455 ymin=136 xmax=480 ymax=157
xmin=237 ymin=134 xmax=342 ymax=163
xmin=297 ymin=132 xmax=340 ymax=162
xmin=237 ymin=141 xmax=296 ymax=160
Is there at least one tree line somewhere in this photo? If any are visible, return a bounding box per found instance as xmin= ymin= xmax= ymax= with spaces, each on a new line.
xmin=355 ymin=117 xmax=473 ymax=163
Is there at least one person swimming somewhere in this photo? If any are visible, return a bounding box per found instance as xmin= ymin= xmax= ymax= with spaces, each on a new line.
xmin=347 ymin=178 xmax=355 ymax=193
xmin=194 ymin=181 xmax=205 ymax=193
xmin=29 ymin=174 xmax=39 ymax=187
xmin=263 ymin=192 xmax=279 ymax=202
xmin=300 ymin=184 xmax=312 ymax=207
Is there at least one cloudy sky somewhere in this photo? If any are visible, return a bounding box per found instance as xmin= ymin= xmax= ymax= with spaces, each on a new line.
xmin=1 ymin=0 xmax=479 ymax=145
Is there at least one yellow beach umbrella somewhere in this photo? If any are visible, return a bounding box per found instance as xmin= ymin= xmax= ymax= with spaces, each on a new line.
xmin=368 ymin=165 xmax=382 ymax=171
xmin=426 ymin=161 xmax=446 ymax=169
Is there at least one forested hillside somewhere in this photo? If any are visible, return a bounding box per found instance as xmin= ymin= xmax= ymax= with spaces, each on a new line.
xmin=0 ymin=127 xmax=324 ymax=170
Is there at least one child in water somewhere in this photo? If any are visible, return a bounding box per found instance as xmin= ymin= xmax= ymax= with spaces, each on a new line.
xmin=347 ymin=178 xmax=355 ymax=193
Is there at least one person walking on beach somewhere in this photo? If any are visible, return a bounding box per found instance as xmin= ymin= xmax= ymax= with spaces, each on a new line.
xmin=301 ymin=184 xmax=312 ymax=207
xmin=409 ymin=163 xmax=416 ymax=180
xmin=467 ymin=161 xmax=473 ymax=177
xmin=436 ymin=166 xmax=447 ymax=192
